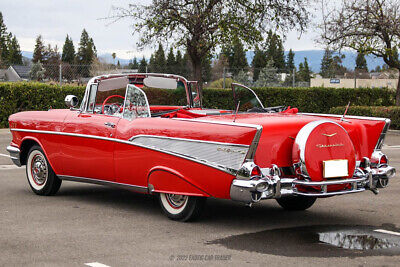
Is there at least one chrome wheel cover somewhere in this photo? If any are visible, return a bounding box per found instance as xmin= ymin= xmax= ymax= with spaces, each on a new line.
xmin=31 ymin=154 xmax=48 ymax=186
xmin=165 ymin=194 xmax=188 ymax=208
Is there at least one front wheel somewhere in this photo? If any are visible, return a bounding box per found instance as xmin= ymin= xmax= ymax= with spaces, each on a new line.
xmin=26 ymin=145 xmax=62 ymax=196
xmin=276 ymin=195 xmax=316 ymax=210
xmin=159 ymin=193 xmax=206 ymax=221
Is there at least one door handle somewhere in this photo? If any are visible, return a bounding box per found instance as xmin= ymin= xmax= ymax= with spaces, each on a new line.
xmin=104 ymin=122 xmax=116 ymax=128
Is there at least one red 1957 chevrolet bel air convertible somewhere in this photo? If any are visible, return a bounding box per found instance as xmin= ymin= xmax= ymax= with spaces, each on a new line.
xmin=7 ymin=73 xmax=396 ymax=221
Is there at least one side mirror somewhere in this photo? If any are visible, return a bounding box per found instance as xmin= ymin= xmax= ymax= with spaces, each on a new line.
xmin=65 ymin=95 xmax=79 ymax=109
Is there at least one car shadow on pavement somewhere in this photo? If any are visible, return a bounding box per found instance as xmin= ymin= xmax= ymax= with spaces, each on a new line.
xmin=55 ymin=182 xmax=363 ymax=228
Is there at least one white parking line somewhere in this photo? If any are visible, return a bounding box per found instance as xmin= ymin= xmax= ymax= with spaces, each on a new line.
xmin=374 ymin=229 xmax=400 ymax=236
xmin=0 ymin=153 xmax=10 ymax=158
xmin=383 ymin=145 xmax=400 ymax=149
xmin=85 ymin=263 xmax=111 ymax=267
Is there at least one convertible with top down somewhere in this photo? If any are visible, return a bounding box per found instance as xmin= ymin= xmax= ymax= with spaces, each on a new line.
xmin=7 ymin=73 xmax=396 ymax=221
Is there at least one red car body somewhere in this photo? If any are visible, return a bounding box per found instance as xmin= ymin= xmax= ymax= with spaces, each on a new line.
xmin=7 ymin=73 xmax=396 ymax=220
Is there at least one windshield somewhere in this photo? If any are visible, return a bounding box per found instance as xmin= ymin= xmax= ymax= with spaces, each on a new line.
xmin=231 ymin=83 xmax=264 ymax=111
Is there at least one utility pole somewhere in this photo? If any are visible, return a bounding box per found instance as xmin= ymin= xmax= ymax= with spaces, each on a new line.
xmin=354 ymin=69 xmax=357 ymax=88
xmin=223 ymin=67 xmax=226 ymax=89
xmin=59 ymin=64 xmax=62 ymax=86
xmin=292 ymin=68 xmax=295 ymax=87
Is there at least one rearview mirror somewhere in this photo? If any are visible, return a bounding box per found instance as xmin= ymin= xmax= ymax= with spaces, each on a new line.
xmin=143 ymin=76 xmax=177 ymax=89
xmin=65 ymin=95 xmax=79 ymax=109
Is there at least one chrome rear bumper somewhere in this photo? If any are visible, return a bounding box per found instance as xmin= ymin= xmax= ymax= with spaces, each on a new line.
xmin=6 ymin=145 xmax=21 ymax=167
xmin=230 ymin=165 xmax=396 ymax=204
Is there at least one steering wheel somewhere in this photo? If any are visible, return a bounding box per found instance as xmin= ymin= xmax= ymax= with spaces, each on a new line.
xmin=102 ymin=95 xmax=125 ymax=114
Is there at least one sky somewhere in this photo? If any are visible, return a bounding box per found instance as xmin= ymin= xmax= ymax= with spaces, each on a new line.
xmin=0 ymin=0 xmax=328 ymax=60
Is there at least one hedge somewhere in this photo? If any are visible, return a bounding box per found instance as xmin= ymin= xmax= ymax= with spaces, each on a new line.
xmin=329 ymin=106 xmax=400 ymax=130
xmin=0 ymin=82 xmax=85 ymax=128
xmin=0 ymin=82 xmax=396 ymax=128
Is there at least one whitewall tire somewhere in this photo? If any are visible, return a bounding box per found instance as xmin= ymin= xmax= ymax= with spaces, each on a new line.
xmin=26 ymin=145 xmax=62 ymax=196
xmin=159 ymin=193 xmax=206 ymax=221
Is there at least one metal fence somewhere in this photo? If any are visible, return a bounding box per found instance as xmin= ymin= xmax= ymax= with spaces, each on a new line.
xmin=3 ymin=63 xmax=396 ymax=89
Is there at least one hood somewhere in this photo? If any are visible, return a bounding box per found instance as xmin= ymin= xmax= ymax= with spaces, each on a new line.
xmin=201 ymin=112 xmax=387 ymax=168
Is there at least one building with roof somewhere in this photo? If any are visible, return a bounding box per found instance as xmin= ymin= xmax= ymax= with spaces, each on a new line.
xmin=4 ymin=65 xmax=30 ymax=81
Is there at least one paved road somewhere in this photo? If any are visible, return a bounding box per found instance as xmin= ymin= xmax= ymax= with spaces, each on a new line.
xmin=1 ymin=129 xmax=400 ymax=266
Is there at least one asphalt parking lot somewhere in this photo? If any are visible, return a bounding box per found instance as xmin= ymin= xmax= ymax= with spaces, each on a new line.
xmin=1 ymin=128 xmax=400 ymax=266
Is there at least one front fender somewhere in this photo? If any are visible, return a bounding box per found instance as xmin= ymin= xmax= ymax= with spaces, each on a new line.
xmin=147 ymin=166 xmax=211 ymax=197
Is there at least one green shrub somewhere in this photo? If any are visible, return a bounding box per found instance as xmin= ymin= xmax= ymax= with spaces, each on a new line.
xmin=329 ymin=106 xmax=400 ymax=129
xmin=0 ymin=82 xmax=396 ymax=128
xmin=0 ymin=82 xmax=85 ymax=128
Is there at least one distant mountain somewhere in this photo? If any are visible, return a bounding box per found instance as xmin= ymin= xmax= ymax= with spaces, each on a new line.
xmin=246 ymin=50 xmax=385 ymax=72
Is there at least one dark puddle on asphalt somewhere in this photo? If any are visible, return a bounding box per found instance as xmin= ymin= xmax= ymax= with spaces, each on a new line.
xmin=208 ymin=225 xmax=400 ymax=257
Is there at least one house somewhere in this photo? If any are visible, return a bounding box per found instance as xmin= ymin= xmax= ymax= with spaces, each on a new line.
xmin=4 ymin=65 xmax=30 ymax=81
xmin=0 ymin=69 xmax=6 ymax=81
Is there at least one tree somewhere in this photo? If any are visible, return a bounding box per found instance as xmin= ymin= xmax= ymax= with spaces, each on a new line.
xmin=138 ymin=56 xmax=147 ymax=73
xmin=254 ymin=59 xmax=279 ymax=87
xmin=32 ymin=35 xmax=45 ymax=63
xmin=7 ymin=34 xmax=22 ymax=65
xmin=29 ymin=61 xmax=46 ymax=81
xmin=175 ymin=50 xmax=184 ymax=76
xmin=320 ymin=0 xmax=400 ymax=104
xmin=320 ymin=48 xmax=333 ymax=78
xmin=129 ymin=57 xmax=139 ymax=69
xmin=76 ymin=29 xmax=97 ymax=77
xmin=110 ymin=0 xmax=309 ymax=87
xmin=297 ymin=57 xmax=311 ymax=82
xmin=286 ymin=49 xmax=295 ymax=73
xmin=62 ymin=35 xmax=75 ymax=64
xmin=252 ymin=47 xmax=267 ymax=82
xmin=0 ymin=12 xmax=9 ymax=66
xmin=166 ymin=47 xmax=176 ymax=74
xmin=112 ymin=52 xmax=116 ymax=65
xmin=355 ymin=52 xmax=368 ymax=72
xmin=222 ymin=38 xmax=248 ymax=75
xmin=153 ymin=43 xmax=166 ymax=72
xmin=265 ymin=30 xmax=285 ymax=70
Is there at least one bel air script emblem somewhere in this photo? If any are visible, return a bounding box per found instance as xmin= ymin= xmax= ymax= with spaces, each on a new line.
xmin=316 ymin=143 xmax=344 ymax=148
xmin=217 ymin=147 xmax=246 ymax=155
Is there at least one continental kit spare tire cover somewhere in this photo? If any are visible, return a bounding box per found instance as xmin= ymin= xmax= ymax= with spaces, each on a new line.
xmin=292 ymin=120 xmax=356 ymax=182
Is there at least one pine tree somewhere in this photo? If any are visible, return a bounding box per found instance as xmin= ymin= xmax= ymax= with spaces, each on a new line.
xmin=138 ymin=56 xmax=147 ymax=73
xmin=61 ymin=35 xmax=75 ymax=64
xmin=265 ymin=31 xmax=285 ymax=70
xmin=254 ymin=59 xmax=279 ymax=87
xmin=76 ymin=29 xmax=97 ymax=77
xmin=77 ymin=29 xmax=96 ymax=65
xmin=117 ymin=60 xmax=121 ymax=68
xmin=129 ymin=57 xmax=139 ymax=69
xmin=297 ymin=57 xmax=311 ymax=82
xmin=355 ymin=52 xmax=368 ymax=72
xmin=32 ymin=35 xmax=45 ymax=63
xmin=0 ymin=12 xmax=9 ymax=66
xmin=175 ymin=50 xmax=183 ymax=76
xmin=153 ymin=43 xmax=166 ymax=72
xmin=7 ymin=34 xmax=22 ymax=65
xmin=286 ymin=49 xmax=295 ymax=73
xmin=166 ymin=47 xmax=175 ymax=74
xmin=222 ymin=38 xmax=248 ymax=76
xmin=252 ymin=47 xmax=267 ymax=82
xmin=231 ymin=38 xmax=248 ymax=75
xmin=148 ymin=54 xmax=156 ymax=72
xmin=320 ymin=48 xmax=333 ymax=78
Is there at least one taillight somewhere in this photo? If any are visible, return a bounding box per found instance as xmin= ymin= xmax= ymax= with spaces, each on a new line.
xmin=380 ymin=154 xmax=388 ymax=165
xmin=251 ymin=165 xmax=261 ymax=177
xmin=371 ymin=151 xmax=389 ymax=166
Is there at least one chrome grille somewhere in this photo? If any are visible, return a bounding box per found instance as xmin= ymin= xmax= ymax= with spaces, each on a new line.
xmin=130 ymin=136 xmax=249 ymax=170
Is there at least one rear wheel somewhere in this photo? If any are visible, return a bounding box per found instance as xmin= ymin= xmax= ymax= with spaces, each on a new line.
xmin=276 ymin=195 xmax=316 ymax=210
xmin=26 ymin=145 xmax=61 ymax=196
xmin=159 ymin=193 xmax=206 ymax=221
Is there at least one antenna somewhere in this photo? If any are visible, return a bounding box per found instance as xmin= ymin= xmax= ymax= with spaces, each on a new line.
xmin=341 ymin=101 xmax=351 ymax=121
xmin=233 ymin=101 xmax=240 ymax=122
